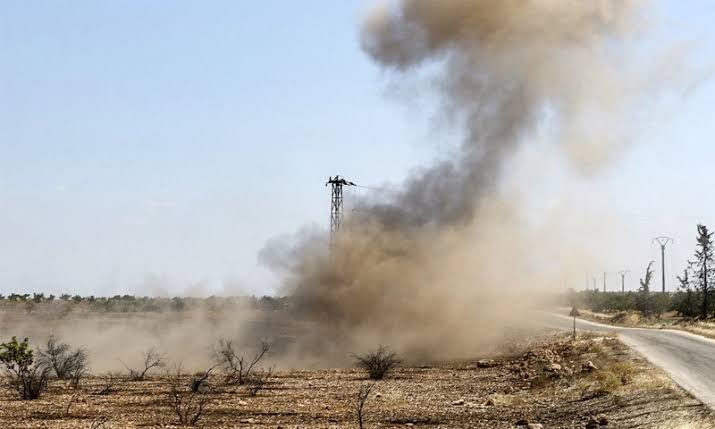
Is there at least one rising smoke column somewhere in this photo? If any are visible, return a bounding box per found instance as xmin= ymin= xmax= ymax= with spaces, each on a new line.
xmin=360 ymin=0 xmax=642 ymax=226
xmin=267 ymin=0 xmax=654 ymax=362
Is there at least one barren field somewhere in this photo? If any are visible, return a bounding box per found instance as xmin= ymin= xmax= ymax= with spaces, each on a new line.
xmin=1 ymin=332 xmax=712 ymax=429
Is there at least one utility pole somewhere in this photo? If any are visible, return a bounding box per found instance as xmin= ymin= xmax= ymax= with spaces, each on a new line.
xmin=326 ymin=175 xmax=356 ymax=257
xmin=603 ymin=272 xmax=607 ymax=292
xmin=653 ymin=236 xmax=673 ymax=293
xmin=618 ymin=270 xmax=630 ymax=294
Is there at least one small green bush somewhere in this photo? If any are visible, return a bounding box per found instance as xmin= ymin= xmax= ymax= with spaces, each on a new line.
xmin=0 ymin=337 xmax=50 ymax=399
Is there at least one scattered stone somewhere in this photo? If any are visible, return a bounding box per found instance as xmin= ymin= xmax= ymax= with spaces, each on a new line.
xmin=237 ymin=400 xmax=249 ymax=406
xmin=548 ymin=363 xmax=562 ymax=372
xmin=583 ymin=361 xmax=598 ymax=372
xmin=451 ymin=399 xmax=465 ymax=406
xmin=515 ymin=418 xmax=530 ymax=426
xmin=586 ymin=415 xmax=610 ymax=428
xmin=527 ymin=424 xmax=544 ymax=429
xmin=477 ymin=359 xmax=497 ymax=368
xmin=485 ymin=397 xmax=495 ymax=406
xmin=375 ymin=392 xmax=382 ymax=398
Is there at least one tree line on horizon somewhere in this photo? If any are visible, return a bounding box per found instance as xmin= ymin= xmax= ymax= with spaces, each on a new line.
xmin=573 ymin=224 xmax=713 ymax=320
xmin=0 ymin=293 xmax=288 ymax=313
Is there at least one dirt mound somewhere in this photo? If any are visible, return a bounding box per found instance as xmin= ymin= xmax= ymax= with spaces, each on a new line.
xmin=610 ymin=311 xmax=642 ymax=326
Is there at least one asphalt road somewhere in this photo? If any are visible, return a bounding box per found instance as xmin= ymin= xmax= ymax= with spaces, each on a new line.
xmin=541 ymin=312 xmax=715 ymax=409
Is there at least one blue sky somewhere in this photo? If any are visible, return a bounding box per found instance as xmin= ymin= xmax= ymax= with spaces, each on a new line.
xmin=1 ymin=1 xmax=714 ymax=296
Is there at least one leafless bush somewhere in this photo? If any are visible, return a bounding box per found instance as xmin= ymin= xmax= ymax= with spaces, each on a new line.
xmin=63 ymin=390 xmax=80 ymax=417
xmin=8 ymin=363 xmax=50 ymax=400
xmin=92 ymin=372 xmax=121 ymax=395
xmin=124 ymin=348 xmax=165 ymax=381
xmin=246 ymin=367 xmax=272 ymax=397
xmin=169 ymin=364 xmax=211 ymax=426
xmin=355 ymin=382 xmax=375 ymax=429
xmin=38 ymin=335 xmax=89 ymax=388
xmin=214 ymin=339 xmax=269 ymax=385
xmin=354 ymin=346 xmax=401 ymax=380
xmin=190 ymin=367 xmax=214 ymax=393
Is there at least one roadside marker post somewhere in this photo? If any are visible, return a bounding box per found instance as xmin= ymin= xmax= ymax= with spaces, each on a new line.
xmin=569 ymin=306 xmax=580 ymax=341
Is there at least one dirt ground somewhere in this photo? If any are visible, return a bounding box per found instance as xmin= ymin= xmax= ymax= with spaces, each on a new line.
xmin=0 ymin=332 xmax=712 ymax=429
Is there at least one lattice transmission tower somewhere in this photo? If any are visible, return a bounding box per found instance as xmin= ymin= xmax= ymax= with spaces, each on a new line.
xmin=326 ymin=175 xmax=355 ymax=256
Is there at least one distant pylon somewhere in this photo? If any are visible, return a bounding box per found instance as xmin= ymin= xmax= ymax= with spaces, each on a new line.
xmin=603 ymin=272 xmax=607 ymax=292
xmin=618 ymin=270 xmax=630 ymax=294
xmin=326 ymin=175 xmax=356 ymax=256
xmin=653 ymin=236 xmax=673 ymax=293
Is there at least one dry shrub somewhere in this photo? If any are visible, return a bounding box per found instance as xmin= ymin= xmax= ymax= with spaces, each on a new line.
xmin=124 ymin=348 xmax=165 ymax=381
xmin=591 ymin=362 xmax=636 ymax=396
xmin=214 ymin=339 xmax=269 ymax=385
xmin=610 ymin=362 xmax=635 ymax=385
xmin=190 ymin=367 xmax=214 ymax=393
xmin=593 ymin=370 xmax=623 ymax=395
xmin=246 ymin=368 xmax=272 ymax=397
xmin=92 ymin=372 xmax=121 ymax=396
xmin=63 ymin=391 xmax=81 ymax=417
xmin=38 ymin=335 xmax=89 ymax=388
xmin=355 ymin=382 xmax=375 ymax=429
xmin=169 ymin=364 xmax=211 ymax=426
xmin=354 ymin=346 xmax=400 ymax=380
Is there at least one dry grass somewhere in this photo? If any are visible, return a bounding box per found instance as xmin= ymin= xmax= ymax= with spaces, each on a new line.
xmin=579 ymin=309 xmax=715 ymax=340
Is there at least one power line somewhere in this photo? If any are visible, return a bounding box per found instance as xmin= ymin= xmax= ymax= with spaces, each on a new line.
xmin=354 ymin=184 xmax=387 ymax=192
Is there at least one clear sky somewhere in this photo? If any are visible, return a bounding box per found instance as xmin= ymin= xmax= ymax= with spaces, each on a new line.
xmin=1 ymin=1 xmax=714 ymax=296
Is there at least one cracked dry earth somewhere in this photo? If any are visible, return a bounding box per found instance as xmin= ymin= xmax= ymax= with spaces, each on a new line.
xmin=0 ymin=333 xmax=713 ymax=429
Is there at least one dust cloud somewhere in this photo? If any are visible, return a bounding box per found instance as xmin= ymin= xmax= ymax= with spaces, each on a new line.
xmin=0 ymin=299 xmax=303 ymax=372
xmin=263 ymin=0 xmax=679 ymax=363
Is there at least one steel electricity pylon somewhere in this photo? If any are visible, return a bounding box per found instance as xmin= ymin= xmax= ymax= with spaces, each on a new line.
xmin=326 ymin=175 xmax=356 ymax=257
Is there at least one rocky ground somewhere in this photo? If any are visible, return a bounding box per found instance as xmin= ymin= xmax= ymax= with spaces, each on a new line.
xmin=0 ymin=332 xmax=712 ymax=428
